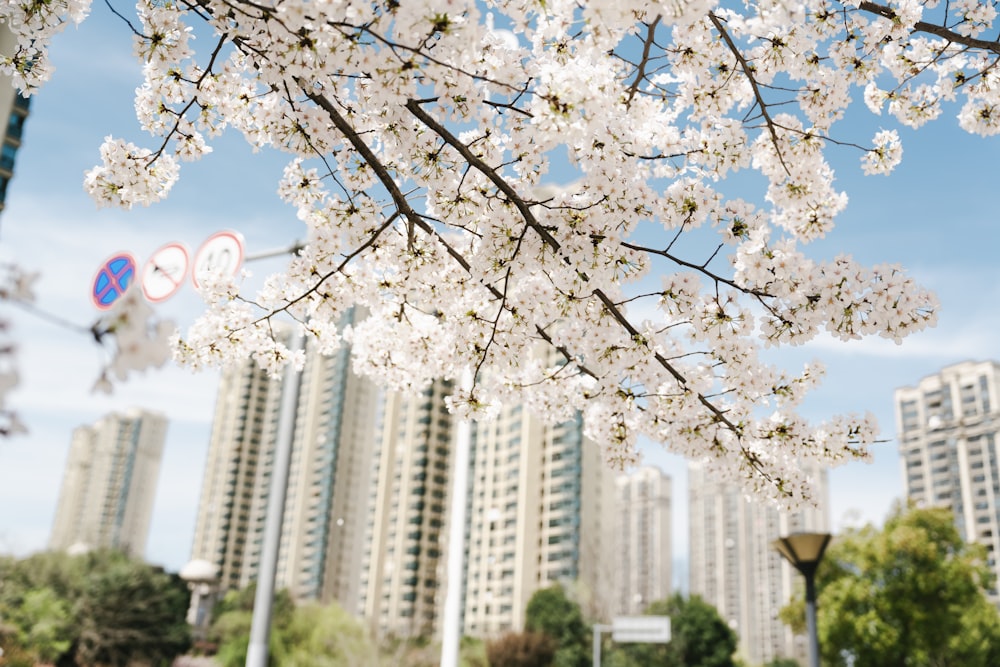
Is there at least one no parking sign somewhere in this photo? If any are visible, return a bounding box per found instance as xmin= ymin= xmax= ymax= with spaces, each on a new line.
xmin=91 ymin=252 xmax=137 ymax=310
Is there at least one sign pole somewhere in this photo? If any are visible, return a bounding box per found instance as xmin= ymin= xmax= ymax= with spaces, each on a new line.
xmin=593 ymin=624 xmax=612 ymax=667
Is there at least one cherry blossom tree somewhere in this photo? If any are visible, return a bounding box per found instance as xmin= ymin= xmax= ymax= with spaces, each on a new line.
xmin=2 ymin=0 xmax=995 ymax=503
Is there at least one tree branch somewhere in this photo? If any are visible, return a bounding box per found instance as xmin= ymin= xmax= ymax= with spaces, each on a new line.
xmin=859 ymin=1 xmax=1000 ymax=54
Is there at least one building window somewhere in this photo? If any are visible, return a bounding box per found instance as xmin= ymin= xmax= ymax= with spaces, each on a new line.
xmin=0 ymin=142 xmax=17 ymax=171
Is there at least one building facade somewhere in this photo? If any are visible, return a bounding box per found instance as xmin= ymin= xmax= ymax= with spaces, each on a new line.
xmin=269 ymin=332 xmax=379 ymax=606
xmin=615 ymin=466 xmax=672 ymax=615
xmin=361 ymin=379 xmax=455 ymax=640
xmin=895 ymin=360 xmax=1000 ymax=602
xmin=49 ymin=408 xmax=168 ymax=557
xmin=688 ymin=462 xmax=829 ymax=666
xmin=460 ymin=407 xmax=616 ymax=638
xmin=189 ymin=345 xmax=285 ymax=592
xmin=190 ymin=314 xmax=380 ymax=606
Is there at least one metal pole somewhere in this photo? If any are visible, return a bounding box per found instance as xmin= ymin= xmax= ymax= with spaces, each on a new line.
xmin=592 ymin=624 xmax=612 ymax=667
xmin=245 ymin=330 xmax=303 ymax=667
xmin=244 ymin=240 xmax=304 ymax=262
xmin=805 ymin=571 xmax=820 ymax=667
xmin=440 ymin=368 xmax=473 ymax=667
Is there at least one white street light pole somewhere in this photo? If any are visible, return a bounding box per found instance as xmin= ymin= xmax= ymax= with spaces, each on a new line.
xmin=440 ymin=368 xmax=474 ymax=667
xmin=245 ymin=330 xmax=303 ymax=667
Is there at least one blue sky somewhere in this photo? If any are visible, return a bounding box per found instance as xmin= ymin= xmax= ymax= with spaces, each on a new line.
xmin=0 ymin=6 xmax=998 ymax=582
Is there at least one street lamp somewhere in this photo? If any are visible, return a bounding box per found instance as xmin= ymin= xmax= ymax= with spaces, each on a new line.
xmin=179 ymin=559 xmax=219 ymax=644
xmin=772 ymin=532 xmax=832 ymax=667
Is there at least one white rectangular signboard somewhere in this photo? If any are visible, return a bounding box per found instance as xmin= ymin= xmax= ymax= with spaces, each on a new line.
xmin=612 ymin=615 xmax=671 ymax=643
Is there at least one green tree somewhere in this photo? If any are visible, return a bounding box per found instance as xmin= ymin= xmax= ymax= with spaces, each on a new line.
xmin=524 ymin=585 xmax=590 ymax=667
xmin=210 ymin=589 xmax=381 ymax=667
xmin=763 ymin=659 xmax=800 ymax=667
xmin=6 ymin=588 xmax=73 ymax=663
xmin=281 ymin=602 xmax=378 ymax=666
xmin=0 ymin=550 xmax=190 ymax=667
xmin=607 ymin=594 xmax=737 ymax=667
xmin=782 ymin=503 xmax=1000 ymax=667
xmin=73 ymin=552 xmax=191 ymax=667
xmin=209 ymin=586 xmax=296 ymax=667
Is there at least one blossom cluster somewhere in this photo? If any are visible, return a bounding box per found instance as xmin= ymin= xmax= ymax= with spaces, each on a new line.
xmin=3 ymin=0 xmax=996 ymax=504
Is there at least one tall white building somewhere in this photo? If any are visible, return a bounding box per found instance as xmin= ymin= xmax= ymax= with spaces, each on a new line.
xmin=263 ymin=331 xmax=379 ymax=605
xmin=461 ymin=408 xmax=616 ymax=637
xmin=361 ymin=379 xmax=455 ymax=640
xmin=190 ymin=313 xmax=380 ymax=606
xmin=895 ymin=360 xmax=1000 ymax=602
xmin=688 ymin=462 xmax=829 ymax=666
xmin=49 ymin=408 xmax=168 ymax=558
xmin=615 ymin=467 xmax=671 ymax=615
xmin=189 ymin=344 xmax=285 ymax=592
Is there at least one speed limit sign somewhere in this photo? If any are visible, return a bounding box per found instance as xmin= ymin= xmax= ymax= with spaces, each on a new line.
xmin=192 ymin=230 xmax=244 ymax=290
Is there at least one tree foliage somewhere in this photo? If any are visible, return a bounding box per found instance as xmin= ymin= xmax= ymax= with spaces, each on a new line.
xmin=607 ymin=594 xmax=738 ymax=667
xmin=781 ymin=503 xmax=1000 ymax=667
xmin=524 ymin=585 xmax=591 ymax=667
xmin=5 ymin=0 xmax=1000 ymax=500
xmin=209 ymin=585 xmax=296 ymax=667
xmin=209 ymin=588 xmax=382 ymax=667
xmin=0 ymin=549 xmax=191 ymax=667
xmin=763 ymin=659 xmax=801 ymax=667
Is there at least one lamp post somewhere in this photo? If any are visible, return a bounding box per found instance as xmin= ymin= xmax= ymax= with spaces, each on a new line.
xmin=772 ymin=532 xmax=832 ymax=667
xmin=179 ymin=559 xmax=219 ymax=644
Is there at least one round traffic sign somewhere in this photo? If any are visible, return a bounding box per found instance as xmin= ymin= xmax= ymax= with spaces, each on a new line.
xmin=141 ymin=242 xmax=190 ymax=303
xmin=92 ymin=253 xmax=137 ymax=310
xmin=193 ymin=230 xmax=244 ymax=290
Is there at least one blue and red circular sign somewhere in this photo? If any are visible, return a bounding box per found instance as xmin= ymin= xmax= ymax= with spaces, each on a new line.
xmin=92 ymin=252 xmax=137 ymax=310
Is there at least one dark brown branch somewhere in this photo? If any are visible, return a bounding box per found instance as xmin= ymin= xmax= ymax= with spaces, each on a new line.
xmin=859 ymin=1 xmax=1000 ymax=54
xmin=708 ymin=12 xmax=791 ymax=176
xmin=626 ymin=15 xmax=662 ymax=106
xmin=404 ymin=98 xmax=743 ymax=437
xmin=300 ymin=85 xmax=600 ymax=387
xmin=621 ymin=241 xmax=773 ymax=299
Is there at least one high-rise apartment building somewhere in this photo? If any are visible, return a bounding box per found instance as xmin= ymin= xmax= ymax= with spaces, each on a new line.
xmin=895 ymin=360 xmax=1000 ymax=601
xmin=461 ymin=408 xmax=616 ymax=637
xmin=190 ymin=313 xmax=379 ymax=606
xmin=269 ymin=333 xmax=379 ymax=606
xmin=361 ymin=379 xmax=455 ymax=640
xmin=688 ymin=462 xmax=829 ymax=666
xmin=189 ymin=344 xmax=285 ymax=593
xmin=615 ymin=466 xmax=671 ymax=615
xmin=49 ymin=408 xmax=167 ymax=558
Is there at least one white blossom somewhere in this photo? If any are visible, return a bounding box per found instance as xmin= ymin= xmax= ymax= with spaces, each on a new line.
xmin=4 ymin=0 xmax=993 ymax=502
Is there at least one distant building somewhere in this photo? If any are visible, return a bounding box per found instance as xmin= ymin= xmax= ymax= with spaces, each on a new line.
xmin=0 ymin=26 xmax=31 ymax=218
xmin=615 ymin=466 xmax=671 ymax=615
xmin=361 ymin=379 xmax=455 ymax=640
xmin=688 ymin=462 xmax=829 ymax=666
xmin=49 ymin=408 xmax=168 ymax=557
xmin=189 ymin=313 xmax=379 ymax=606
xmin=269 ymin=326 xmax=379 ymax=607
xmin=460 ymin=406 xmax=617 ymax=637
xmin=190 ymin=330 xmax=621 ymax=637
xmin=895 ymin=360 xmax=1000 ymax=602
xmin=188 ymin=338 xmax=285 ymax=593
